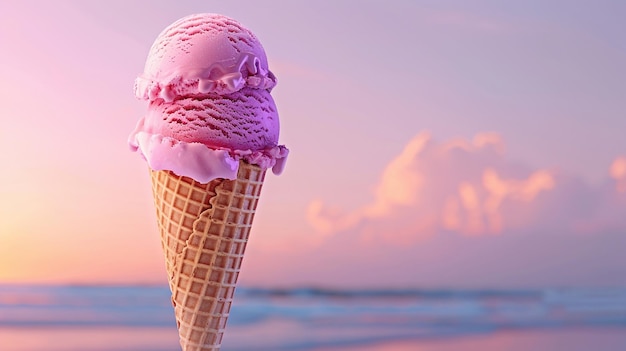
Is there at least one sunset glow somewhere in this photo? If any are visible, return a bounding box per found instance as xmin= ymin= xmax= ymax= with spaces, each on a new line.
xmin=0 ymin=1 xmax=624 ymax=289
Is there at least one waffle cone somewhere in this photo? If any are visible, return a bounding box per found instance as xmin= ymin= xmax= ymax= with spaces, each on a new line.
xmin=150 ymin=161 xmax=266 ymax=351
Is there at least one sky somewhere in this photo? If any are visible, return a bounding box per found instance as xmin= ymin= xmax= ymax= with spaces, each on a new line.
xmin=0 ymin=0 xmax=624 ymax=288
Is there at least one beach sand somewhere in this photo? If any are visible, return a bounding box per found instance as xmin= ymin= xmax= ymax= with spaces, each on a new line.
xmin=318 ymin=328 xmax=626 ymax=351
xmin=0 ymin=326 xmax=180 ymax=351
xmin=1 ymin=326 xmax=625 ymax=351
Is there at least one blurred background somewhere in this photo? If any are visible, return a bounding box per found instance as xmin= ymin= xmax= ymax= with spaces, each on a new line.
xmin=0 ymin=0 xmax=625 ymax=350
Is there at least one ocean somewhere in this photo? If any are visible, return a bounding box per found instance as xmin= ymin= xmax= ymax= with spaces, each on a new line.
xmin=0 ymin=285 xmax=625 ymax=350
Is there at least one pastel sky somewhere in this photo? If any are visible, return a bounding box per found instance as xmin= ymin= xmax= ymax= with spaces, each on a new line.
xmin=0 ymin=0 xmax=624 ymax=288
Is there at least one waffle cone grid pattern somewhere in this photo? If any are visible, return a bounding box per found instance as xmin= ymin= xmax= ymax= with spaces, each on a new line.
xmin=150 ymin=161 xmax=265 ymax=351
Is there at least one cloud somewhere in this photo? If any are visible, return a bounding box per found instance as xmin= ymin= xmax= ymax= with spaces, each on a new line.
xmin=610 ymin=156 xmax=626 ymax=193
xmin=308 ymin=131 xmax=607 ymax=240
xmin=243 ymin=133 xmax=626 ymax=288
xmin=565 ymin=155 xmax=626 ymax=234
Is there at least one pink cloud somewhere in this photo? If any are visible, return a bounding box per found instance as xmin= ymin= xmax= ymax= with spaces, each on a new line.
xmin=307 ymin=132 xmax=571 ymax=239
xmin=565 ymin=155 xmax=626 ymax=234
xmin=610 ymin=156 xmax=626 ymax=193
xmin=238 ymin=133 xmax=626 ymax=289
xmin=264 ymin=132 xmax=626 ymax=288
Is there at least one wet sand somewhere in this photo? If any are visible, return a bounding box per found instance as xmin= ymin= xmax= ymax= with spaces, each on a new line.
xmin=0 ymin=326 xmax=179 ymax=351
xmin=320 ymin=328 xmax=626 ymax=351
xmin=1 ymin=326 xmax=625 ymax=350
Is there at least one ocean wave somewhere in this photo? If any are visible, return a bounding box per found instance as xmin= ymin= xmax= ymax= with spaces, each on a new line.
xmin=1 ymin=285 xmax=625 ymax=334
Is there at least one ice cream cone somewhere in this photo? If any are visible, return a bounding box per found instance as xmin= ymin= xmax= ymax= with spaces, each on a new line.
xmin=150 ymin=160 xmax=266 ymax=351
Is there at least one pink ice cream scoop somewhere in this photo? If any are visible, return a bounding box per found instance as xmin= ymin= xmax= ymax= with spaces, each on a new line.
xmin=129 ymin=13 xmax=288 ymax=182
